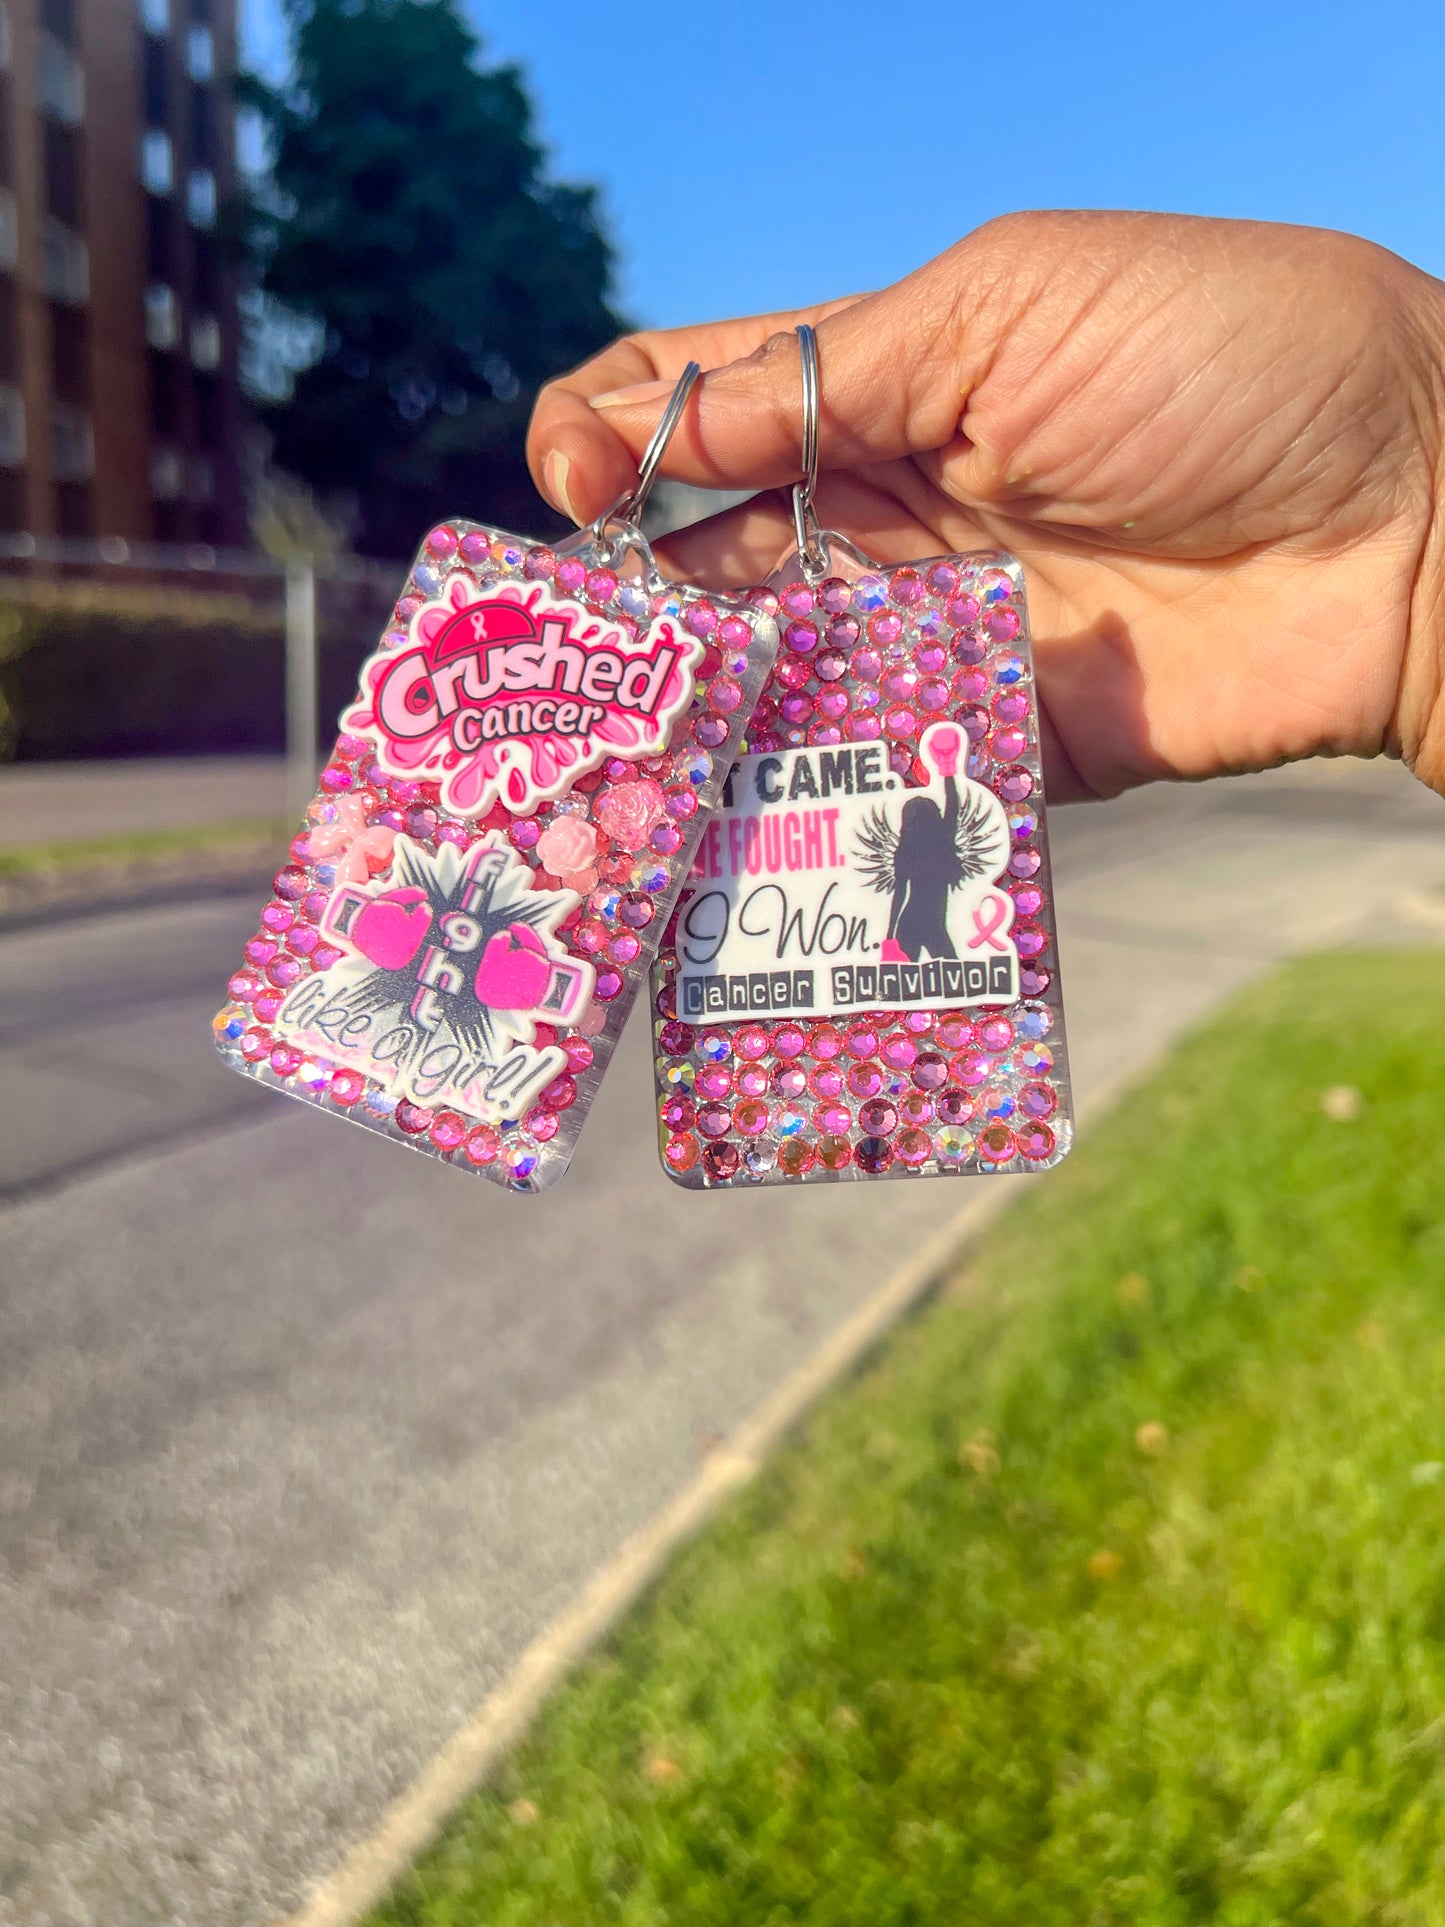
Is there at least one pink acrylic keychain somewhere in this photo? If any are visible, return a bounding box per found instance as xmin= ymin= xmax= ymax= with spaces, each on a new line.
xmin=213 ymin=364 xmax=780 ymax=1192
xmin=649 ymin=327 xmax=1073 ymax=1188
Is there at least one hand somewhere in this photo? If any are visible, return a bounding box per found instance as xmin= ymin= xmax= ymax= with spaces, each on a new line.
xmin=527 ymin=212 xmax=1445 ymax=802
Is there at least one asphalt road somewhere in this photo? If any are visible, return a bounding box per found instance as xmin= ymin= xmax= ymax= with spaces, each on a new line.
xmin=3 ymin=759 xmax=1444 ymax=1927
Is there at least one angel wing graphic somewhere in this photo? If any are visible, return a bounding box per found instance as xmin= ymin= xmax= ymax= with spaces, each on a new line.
xmin=853 ymin=782 xmax=1007 ymax=898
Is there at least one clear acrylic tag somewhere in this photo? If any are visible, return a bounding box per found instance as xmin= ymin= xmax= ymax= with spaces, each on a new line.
xmin=214 ymin=513 xmax=779 ymax=1192
xmin=649 ymin=536 xmax=1072 ymax=1187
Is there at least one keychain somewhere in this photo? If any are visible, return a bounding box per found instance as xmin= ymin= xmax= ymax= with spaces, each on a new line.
xmin=214 ymin=364 xmax=779 ymax=1193
xmin=649 ymin=327 xmax=1073 ymax=1187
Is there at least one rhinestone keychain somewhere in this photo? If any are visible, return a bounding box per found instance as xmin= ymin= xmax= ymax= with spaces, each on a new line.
xmin=213 ymin=363 xmax=779 ymax=1193
xmin=649 ymin=327 xmax=1073 ymax=1187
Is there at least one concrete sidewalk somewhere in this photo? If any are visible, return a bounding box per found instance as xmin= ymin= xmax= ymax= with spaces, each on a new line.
xmin=0 ymin=756 xmax=288 ymax=847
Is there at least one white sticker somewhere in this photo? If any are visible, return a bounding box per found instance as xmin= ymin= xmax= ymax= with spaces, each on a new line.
xmin=675 ymin=722 xmax=1019 ymax=1022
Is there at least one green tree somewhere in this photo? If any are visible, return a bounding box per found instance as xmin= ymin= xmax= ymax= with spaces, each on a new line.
xmin=243 ymin=0 xmax=623 ymax=558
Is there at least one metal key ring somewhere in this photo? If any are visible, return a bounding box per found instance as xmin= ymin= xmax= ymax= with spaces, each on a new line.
xmin=791 ymin=324 xmax=829 ymax=581
xmin=591 ymin=360 xmax=701 ymax=552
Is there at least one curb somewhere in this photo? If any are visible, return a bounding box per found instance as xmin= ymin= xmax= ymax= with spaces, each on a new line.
xmin=274 ymin=1181 xmax=1014 ymax=1927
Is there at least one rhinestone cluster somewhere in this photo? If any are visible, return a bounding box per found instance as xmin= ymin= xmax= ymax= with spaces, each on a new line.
xmin=214 ymin=520 xmax=778 ymax=1192
xmin=650 ymin=552 xmax=1072 ymax=1186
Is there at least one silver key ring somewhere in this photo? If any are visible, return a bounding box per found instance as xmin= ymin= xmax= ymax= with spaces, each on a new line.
xmin=791 ymin=324 xmax=829 ymax=581
xmin=591 ymin=360 xmax=701 ymax=552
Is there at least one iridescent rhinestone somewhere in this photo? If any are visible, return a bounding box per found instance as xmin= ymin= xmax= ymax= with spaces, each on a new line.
xmin=852 ymin=574 xmax=888 ymax=611
xmin=936 ymin=1125 xmax=973 ymax=1162
xmin=777 ymin=1107 xmax=807 ymax=1138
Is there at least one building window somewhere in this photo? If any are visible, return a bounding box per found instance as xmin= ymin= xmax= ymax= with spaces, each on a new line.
xmin=140 ymin=128 xmax=172 ymax=195
xmin=37 ymin=32 xmax=83 ymax=125
xmin=44 ymin=122 xmax=82 ymax=225
xmin=143 ymin=34 xmax=167 ymax=121
xmin=186 ymin=23 xmax=212 ymax=80
xmin=150 ymin=445 xmax=183 ymax=499
xmin=41 ymin=216 xmax=87 ymax=303
xmin=189 ymin=312 xmax=220 ymax=369
xmin=185 ymin=167 xmax=215 ymax=228
xmin=50 ymin=301 xmax=88 ymax=401
xmin=145 ymin=282 xmax=179 ymax=350
xmin=140 ymin=0 xmax=169 ymax=34
xmin=0 ymin=189 xmax=16 ymax=270
xmin=50 ymin=402 xmax=93 ymax=479
xmin=0 ymin=381 xmax=24 ymax=465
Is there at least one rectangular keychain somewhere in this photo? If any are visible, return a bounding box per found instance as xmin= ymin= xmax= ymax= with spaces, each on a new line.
xmin=213 ymin=366 xmax=779 ymax=1193
xmin=648 ymin=328 xmax=1072 ymax=1188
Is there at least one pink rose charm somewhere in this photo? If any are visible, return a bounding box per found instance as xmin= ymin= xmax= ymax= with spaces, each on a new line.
xmin=593 ymin=777 xmax=666 ymax=852
xmin=536 ymin=814 xmax=600 ymax=885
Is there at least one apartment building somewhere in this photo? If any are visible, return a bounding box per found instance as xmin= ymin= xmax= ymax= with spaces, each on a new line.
xmin=0 ymin=0 xmax=246 ymax=544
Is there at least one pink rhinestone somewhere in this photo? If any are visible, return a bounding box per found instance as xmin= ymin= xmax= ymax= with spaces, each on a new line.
xmin=781 ymin=582 xmax=815 ymax=617
xmin=664 ymin=1133 xmax=700 ymax=1173
xmin=463 ymin=1125 xmax=501 ymax=1166
xmin=912 ymin=1051 xmax=948 ymax=1090
xmin=868 ymin=610 xmax=903 ymax=648
xmin=261 ymin=901 xmax=295 ymax=933
xmin=927 ymin=561 xmax=960 ymax=595
xmin=945 ymin=594 xmax=981 ymax=628
xmin=858 ymin=1097 xmax=897 ymax=1135
xmin=524 ymin=1106 xmax=559 ymax=1142
xmin=585 ymin=567 xmax=618 ymax=603
xmin=702 ymin=1141 xmax=741 ymax=1181
xmin=735 ymin=1025 xmax=771 ymax=1060
xmin=976 ymin=1124 xmax=1016 ymax=1163
xmin=1020 ymin=1082 xmax=1057 ymax=1120
xmin=1014 ymin=925 xmax=1048 ymax=962
xmin=718 ymin=615 xmax=751 ymax=650
xmin=330 ymin=1067 xmax=365 ymax=1104
xmin=986 ymin=606 xmax=1022 ymax=642
xmin=978 ymin=1017 xmax=1014 ymax=1053
xmin=429 ymin=1110 xmax=469 ymax=1152
xmin=696 ymin=1102 xmax=731 ymax=1139
xmin=889 ymin=568 xmax=924 ymax=606
xmin=881 ymin=1033 xmax=917 ymax=1073
xmin=894 ymin=1127 xmax=932 ymax=1165
xmin=269 ymin=1043 xmax=302 ymax=1077
xmin=684 ymin=600 xmax=719 ymax=638
xmin=661 ymin=1093 xmax=695 ymax=1131
xmin=239 ymin=1027 xmax=270 ymax=1062
xmin=848 ymin=644 xmax=881 ymax=680
xmin=934 ymin=1014 xmax=973 ymax=1051
xmin=773 ymin=1064 xmax=808 ymax=1100
xmin=773 ymin=1023 xmax=807 ymax=1058
xmin=884 ymin=706 xmax=918 ymax=740
xmin=881 ymin=664 xmax=917 ymax=703
xmin=818 ymin=577 xmax=851 ymax=613
xmin=736 ymin=1065 xmax=769 ymax=1099
xmin=253 ymin=991 xmax=283 ymax=1022
xmin=733 ymin=1098 xmax=770 ymax=1136
xmin=541 ymin=1073 xmax=577 ymax=1111
xmin=563 ymin=1035 xmax=595 ymax=1073
xmin=808 ymin=1064 xmax=845 ymax=1100
xmin=992 ymin=689 xmax=1030 ymax=724
xmin=899 ymin=1091 xmax=934 ymax=1127
xmin=1008 ymin=847 xmax=1042 ymax=880
xmin=844 ymin=1025 xmax=878 ymax=1060
xmin=990 ymin=726 xmax=1028 ymax=761
xmin=937 ymin=1088 xmax=973 ymax=1127
xmin=1017 ymin=1123 xmax=1055 ymax=1161
xmin=846 ymin=1059 xmax=884 ymax=1100
xmin=697 ymin=1065 xmax=733 ymax=1100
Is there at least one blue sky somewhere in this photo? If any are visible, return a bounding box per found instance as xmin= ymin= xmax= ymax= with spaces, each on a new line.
xmin=242 ymin=0 xmax=1445 ymax=330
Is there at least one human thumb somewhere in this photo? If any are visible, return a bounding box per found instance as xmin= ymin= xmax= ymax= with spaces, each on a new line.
xmin=585 ymin=257 xmax=976 ymax=496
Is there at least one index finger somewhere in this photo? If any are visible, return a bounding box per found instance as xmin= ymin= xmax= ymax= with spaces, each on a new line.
xmin=527 ymin=296 xmax=866 ymax=527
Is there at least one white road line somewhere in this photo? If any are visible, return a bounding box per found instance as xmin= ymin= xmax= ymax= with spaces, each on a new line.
xmin=274 ymin=1181 xmax=1014 ymax=1927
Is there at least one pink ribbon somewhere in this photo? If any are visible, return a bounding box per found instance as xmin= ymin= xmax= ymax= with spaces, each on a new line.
xmin=967 ymin=893 xmax=1010 ymax=952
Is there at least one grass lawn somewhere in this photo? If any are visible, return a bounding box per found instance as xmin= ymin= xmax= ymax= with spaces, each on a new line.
xmin=373 ymin=950 xmax=1445 ymax=1927
xmin=0 ymin=818 xmax=286 ymax=878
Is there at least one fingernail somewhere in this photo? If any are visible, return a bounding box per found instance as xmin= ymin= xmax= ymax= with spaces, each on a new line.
xmin=543 ymin=450 xmax=578 ymax=524
xmin=589 ymin=378 xmax=675 ymax=412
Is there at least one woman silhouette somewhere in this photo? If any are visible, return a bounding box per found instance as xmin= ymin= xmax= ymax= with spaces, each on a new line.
xmin=886 ymin=727 xmax=964 ymax=962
